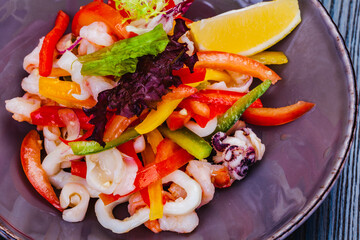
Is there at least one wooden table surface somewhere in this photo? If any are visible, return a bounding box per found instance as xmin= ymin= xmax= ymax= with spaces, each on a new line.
xmin=288 ymin=1 xmax=359 ymax=239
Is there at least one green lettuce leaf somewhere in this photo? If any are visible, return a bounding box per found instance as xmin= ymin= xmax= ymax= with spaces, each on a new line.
xmin=78 ymin=24 xmax=169 ymax=77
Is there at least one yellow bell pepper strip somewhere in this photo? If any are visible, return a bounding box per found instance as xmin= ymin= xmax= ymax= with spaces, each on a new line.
xmin=48 ymin=68 xmax=71 ymax=77
xmin=135 ymin=99 xmax=182 ymax=134
xmin=195 ymin=51 xmax=281 ymax=84
xmin=21 ymin=130 xmax=63 ymax=211
xmin=39 ymin=77 xmax=96 ymax=108
xmin=146 ymin=130 xmax=165 ymax=220
xmin=142 ymin=143 xmax=163 ymax=221
xmin=146 ymin=129 xmax=164 ymax=153
xmin=249 ymin=51 xmax=288 ymax=65
xmin=158 ymin=125 xmax=212 ymax=159
xmin=204 ymin=69 xmax=232 ymax=82
xmin=69 ymin=127 xmax=140 ymax=155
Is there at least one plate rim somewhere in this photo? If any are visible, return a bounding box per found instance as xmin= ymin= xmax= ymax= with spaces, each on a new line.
xmin=272 ymin=0 xmax=358 ymax=239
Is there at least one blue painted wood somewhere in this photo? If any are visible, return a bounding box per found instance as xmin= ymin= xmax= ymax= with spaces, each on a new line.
xmin=288 ymin=0 xmax=360 ymax=239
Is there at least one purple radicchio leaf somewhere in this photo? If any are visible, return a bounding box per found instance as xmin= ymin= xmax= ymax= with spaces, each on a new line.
xmin=84 ymin=19 xmax=198 ymax=146
xmin=165 ymin=0 xmax=194 ymax=17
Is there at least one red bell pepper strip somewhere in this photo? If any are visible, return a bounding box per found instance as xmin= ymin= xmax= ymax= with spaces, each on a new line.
xmin=39 ymin=11 xmax=69 ymax=77
xmin=195 ymin=51 xmax=281 ymax=84
xmin=118 ymin=140 xmax=151 ymax=206
xmin=172 ymin=68 xmax=206 ymax=84
xmin=103 ymin=115 xmax=137 ymax=142
xmin=99 ymin=147 xmax=193 ymax=205
xmin=175 ymin=15 xmax=194 ymax=24
xmin=71 ymin=161 xmax=87 ymax=179
xmin=241 ymin=101 xmax=315 ymax=126
xmin=155 ymin=138 xmax=180 ymax=161
xmin=21 ymin=130 xmax=63 ymax=211
xmin=72 ymin=1 xmax=130 ymax=39
xmin=117 ymin=140 xmax=143 ymax=169
xmin=162 ymin=84 xmax=198 ymax=100
xmin=178 ymin=99 xmax=210 ymax=118
xmin=31 ymin=106 xmax=93 ymax=130
xmin=166 ymin=110 xmax=191 ymax=130
xmin=180 ymin=90 xmax=264 ymax=127
xmin=188 ymin=89 xmax=263 ymax=108
xmin=134 ymin=148 xmax=192 ymax=190
xmin=190 ymin=104 xmax=230 ymax=128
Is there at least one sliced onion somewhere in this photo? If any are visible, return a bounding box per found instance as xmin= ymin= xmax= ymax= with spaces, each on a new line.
xmin=185 ymin=117 xmax=217 ymax=137
xmin=57 ymin=37 xmax=83 ymax=54
xmin=58 ymin=109 xmax=81 ymax=141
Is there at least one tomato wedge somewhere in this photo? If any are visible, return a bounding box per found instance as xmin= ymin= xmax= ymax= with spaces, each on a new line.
xmin=72 ymin=1 xmax=130 ymax=39
xmin=242 ymin=101 xmax=315 ymax=126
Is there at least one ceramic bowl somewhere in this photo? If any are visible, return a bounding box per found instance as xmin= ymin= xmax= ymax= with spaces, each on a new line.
xmin=0 ymin=0 xmax=356 ymax=239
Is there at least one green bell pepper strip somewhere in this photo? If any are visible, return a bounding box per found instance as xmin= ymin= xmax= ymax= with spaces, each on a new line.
xmin=69 ymin=127 xmax=139 ymax=155
xmin=208 ymin=79 xmax=271 ymax=141
xmin=158 ymin=125 xmax=212 ymax=160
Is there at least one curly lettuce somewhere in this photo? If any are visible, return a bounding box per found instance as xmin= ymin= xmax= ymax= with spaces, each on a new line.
xmin=113 ymin=0 xmax=168 ymax=22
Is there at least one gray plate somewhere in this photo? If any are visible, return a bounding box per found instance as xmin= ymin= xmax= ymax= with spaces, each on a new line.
xmin=0 ymin=0 xmax=356 ymax=239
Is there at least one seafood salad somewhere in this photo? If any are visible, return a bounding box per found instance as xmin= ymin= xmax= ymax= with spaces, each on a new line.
xmin=5 ymin=0 xmax=314 ymax=235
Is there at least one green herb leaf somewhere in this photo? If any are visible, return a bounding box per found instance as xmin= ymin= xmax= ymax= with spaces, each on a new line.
xmin=78 ymin=24 xmax=169 ymax=77
xmin=114 ymin=0 xmax=167 ymax=22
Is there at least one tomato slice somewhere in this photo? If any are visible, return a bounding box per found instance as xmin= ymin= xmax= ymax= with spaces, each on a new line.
xmin=72 ymin=1 xmax=130 ymax=39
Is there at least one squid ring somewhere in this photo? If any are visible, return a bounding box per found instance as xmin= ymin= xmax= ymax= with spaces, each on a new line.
xmin=95 ymin=196 xmax=150 ymax=234
xmin=162 ymin=170 xmax=202 ymax=216
xmin=60 ymin=183 xmax=90 ymax=222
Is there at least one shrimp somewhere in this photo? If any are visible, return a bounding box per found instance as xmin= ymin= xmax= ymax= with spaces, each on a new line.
xmin=5 ymin=94 xmax=41 ymax=122
xmin=56 ymin=33 xmax=73 ymax=53
xmin=78 ymin=38 xmax=102 ymax=56
xmin=21 ymin=69 xmax=40 ymax=96
xmin=23 ymin=37 xmax=43 ymax=72
xmin=79 ymin=22 xmax=115 ymax=47
xmin=186 ymin=160 xmax=234 ymax=206
xmin=168 ymin=183 xmax=187 ymax=199
xmin=186 ymin=160 xmax=215 ymax=207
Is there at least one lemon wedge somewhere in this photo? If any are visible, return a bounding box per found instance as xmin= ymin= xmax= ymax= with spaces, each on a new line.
xmin=190 ymin=0 xmax=301 ymax=56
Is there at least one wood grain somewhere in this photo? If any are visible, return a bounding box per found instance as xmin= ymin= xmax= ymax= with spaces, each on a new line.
xmin=287 ymin=0 xmax=360 ymax=239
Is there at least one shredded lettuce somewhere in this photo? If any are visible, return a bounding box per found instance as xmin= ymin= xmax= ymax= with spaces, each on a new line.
xmin=114 ymin=0 xmax=167 ymax=22
xmin=78 ymin=24 xmax=169 ymax=77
